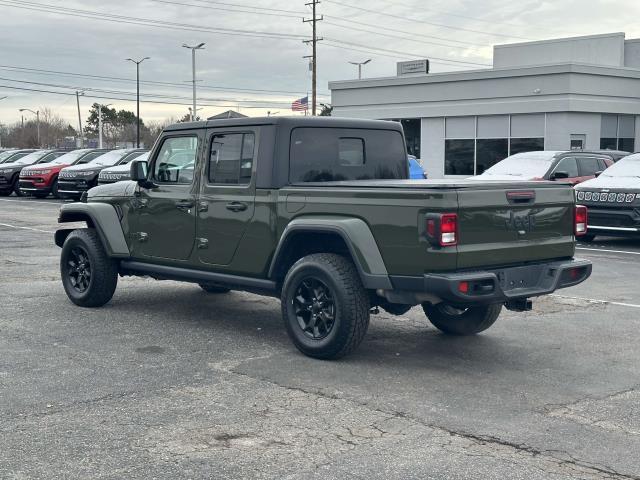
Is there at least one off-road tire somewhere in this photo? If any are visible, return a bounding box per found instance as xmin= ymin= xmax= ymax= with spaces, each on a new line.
xmin=60 ymin=228 xmax=118 ymax=307
xmin=281 ymin=253 xmax=370 ymax=359
xmin=423 ymin=303 xmax=502 ymax=336
xmin=199 ymin=283 xmax=231 ymax=294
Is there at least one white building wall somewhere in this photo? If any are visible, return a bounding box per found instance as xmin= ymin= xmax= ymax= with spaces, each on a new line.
xmin=544 ymin=112 xmax=601 ymax=150
xmin=422 ymin=117 xmax=445 ymax=179
xmin=625 ymin=40 xmax=640 ymax=68
xmin=494 ymin=33 xmax=626 ymax=69
xmin=636 ymin=115 xmax=640 ymax=150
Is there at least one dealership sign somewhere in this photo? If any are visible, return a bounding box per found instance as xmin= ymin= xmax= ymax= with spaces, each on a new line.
xmin=397 ymin=59 xmax=430 ymax=76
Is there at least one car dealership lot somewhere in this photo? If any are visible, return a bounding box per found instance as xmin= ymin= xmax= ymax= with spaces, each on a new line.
xmin=1 ymin=197 xmax=639 ymax=479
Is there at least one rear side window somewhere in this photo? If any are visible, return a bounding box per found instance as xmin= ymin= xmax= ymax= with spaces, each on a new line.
xmin=290 ymin=127 xmax=406 ymax=182
xmin=209 ymin=132 xmax=255 ymax=184
xmin=578 ymin=157 xmax=601 ymax=176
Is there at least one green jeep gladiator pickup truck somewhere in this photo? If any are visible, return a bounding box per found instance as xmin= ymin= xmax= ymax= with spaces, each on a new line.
xmin=55 ymin=117 xmax=591 ymax=359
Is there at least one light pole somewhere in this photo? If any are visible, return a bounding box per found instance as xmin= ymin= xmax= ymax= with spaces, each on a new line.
xmin=19 ymin=108 xmax=40 ymax=147
xmin=182 ymin=43 xmax=205 ymax=121
xmin=98 ymin=103 xmax=112 ymax=148
xmin=126 ymin=56 xmax=150 ymax=147
xmin=348 ymin=59 xmax=371 ymax=80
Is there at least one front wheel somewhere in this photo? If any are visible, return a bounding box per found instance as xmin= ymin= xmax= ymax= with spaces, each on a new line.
xmin=12 ymin=177 xmax=24 ymax=197
xmin=51 ymin=178 xmax=60 ymax=199
xmin=60 ymin=228 xmax=118 ymax=307
xmin=422 ymin=303 xmax=502 ymax=335
xmin=281 ymin=253 xmax=370 ymax=359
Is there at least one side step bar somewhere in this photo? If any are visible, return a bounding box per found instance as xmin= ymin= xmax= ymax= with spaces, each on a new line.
xmin=119 ymin=260 xmax=277 ymax=293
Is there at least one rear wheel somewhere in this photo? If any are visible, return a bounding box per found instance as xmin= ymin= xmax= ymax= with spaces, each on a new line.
xmin=60 ymin=229 xmax=118 ymax=307
xmin=199 ymin=283 xmax=230 ymax=294
xmin=281 ymin=253 xmax=370 ymax=359
xmin=422 ymin=303 xmax=502 ymax=336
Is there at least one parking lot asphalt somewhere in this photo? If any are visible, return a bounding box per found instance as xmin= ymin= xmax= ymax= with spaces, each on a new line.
xmin=1 ymin=196 xmax=640 ymax=479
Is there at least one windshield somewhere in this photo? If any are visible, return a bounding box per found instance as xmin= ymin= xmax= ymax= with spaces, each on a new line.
xmin=480 ymin=152 xmax=556 ymax=178
xmin=89 ymin=150 xmax=128 ymax=166
xmin=601 ymin=153 xmax=640 ymax=178
xmin=48 ymin=150 xmax=90 ymax=165
xmin=0 ymin=151 xmax=17 ymax=162
xmin=13 ymin=150 xmax=50 ymax=165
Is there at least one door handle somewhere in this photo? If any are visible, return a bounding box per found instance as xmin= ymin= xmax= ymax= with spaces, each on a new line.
xmin=176 ymin=199 xmax=194 ymax=210
xmin=226 ymin=201 xmax=248 ymax=212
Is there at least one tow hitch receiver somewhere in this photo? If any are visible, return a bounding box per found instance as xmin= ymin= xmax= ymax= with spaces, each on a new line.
xmin=505 ymin=298 xmax=533 ymax=312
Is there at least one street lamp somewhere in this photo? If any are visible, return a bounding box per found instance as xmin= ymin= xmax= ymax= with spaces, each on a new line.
xmin=348 ymin=59 xmax=371 ymax=80
xmin=19 ymin=108 xmax=40 ymax=147
xmin=98 ymin=103 xmax=112 ymax=148
xmin=182 ymin=43 xmax=205 ymax=121
xmin=126 ymin=56 xmax=150 ymax=148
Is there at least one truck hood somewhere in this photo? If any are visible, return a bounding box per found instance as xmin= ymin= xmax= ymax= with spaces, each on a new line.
xmin=575 ymin=175 xmax=640 ymax=190
xmin=88 ymin=181 xmax=137 ymax=198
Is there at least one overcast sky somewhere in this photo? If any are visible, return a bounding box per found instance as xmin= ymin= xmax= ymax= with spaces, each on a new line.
xmin=0 ymin=0 xmax=638 ymax=128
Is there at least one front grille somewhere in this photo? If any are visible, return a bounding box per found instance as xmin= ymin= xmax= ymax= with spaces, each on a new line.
xmin=589 ymin=209 xmax=637 ymax=228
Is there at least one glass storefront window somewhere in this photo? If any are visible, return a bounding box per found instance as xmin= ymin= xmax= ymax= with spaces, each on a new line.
xmin=510 ymin=138 xmax=545 ymax=155
xmin=476 ymin=138 xmax=508 ymax=174
xmin=445 ymin=139 xmax=474 ymax=175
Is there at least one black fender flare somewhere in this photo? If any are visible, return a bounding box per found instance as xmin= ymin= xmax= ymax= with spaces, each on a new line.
xmin=55 ymin=203 xmax=130 ymax=258
xmin=268 ymin=216 xmax=392 ymax=290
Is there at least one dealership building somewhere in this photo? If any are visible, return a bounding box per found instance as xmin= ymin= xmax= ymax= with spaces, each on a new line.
xmin=329 ymin=33 xmax=640 ymax=178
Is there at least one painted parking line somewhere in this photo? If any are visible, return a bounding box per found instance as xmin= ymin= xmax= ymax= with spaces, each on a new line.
xmin=551 ymin=293 xmax=640 ymax=309
xmin=0 ymin=223 xmax=54 ymax=234
xmin=577 ymin=247 xmax=640 ymax=256
xmin=0 ymin=198 xmax=62 ymax=206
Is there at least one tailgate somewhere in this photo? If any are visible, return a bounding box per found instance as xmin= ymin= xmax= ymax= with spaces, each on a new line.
xmin=456 ymin=184 xmax=575 ymax=269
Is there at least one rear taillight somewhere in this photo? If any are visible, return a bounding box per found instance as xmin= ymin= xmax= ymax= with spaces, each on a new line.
xmin=426 ymin=213 xmax=458 ymax=247
xmin=575 ymin=205 xmax=587 ymax=236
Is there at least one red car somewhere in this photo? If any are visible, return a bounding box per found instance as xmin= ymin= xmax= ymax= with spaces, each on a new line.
xmin=20 ymin=148 xmax=109 ymax=198
xmin=471 ymin=151 xmax=616 ymax=185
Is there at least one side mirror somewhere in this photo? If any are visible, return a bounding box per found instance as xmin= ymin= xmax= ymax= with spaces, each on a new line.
xmin=130 ymin=159 xmax=148 ymax=181
xmin=551 ymin=171 xmax=569 ymax=180
xmin=594 ymin=171 xmax=603 ymax=177
xmin=130 ymin=159 xmax=156 ymax=189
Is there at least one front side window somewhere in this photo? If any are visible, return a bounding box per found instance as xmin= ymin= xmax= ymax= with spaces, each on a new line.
xmin=153 ymin=136 xmax=198 ymax=184
xmin=553 ymin=157 xmax=579 ymax=177
xmin=209 ymin=132 xmax=255 ymax=184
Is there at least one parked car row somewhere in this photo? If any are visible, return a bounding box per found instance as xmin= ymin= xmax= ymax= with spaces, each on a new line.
xmin=0 ymin=147 xmax=148 ymax=198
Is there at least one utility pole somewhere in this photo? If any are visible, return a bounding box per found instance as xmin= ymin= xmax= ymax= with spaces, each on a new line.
xmin=303 ymin=0 xmax=322 ymax=116
xmin=126 ymin=57 xmax=150 ymax=148
xmin=182 ymin=43 xmax=205 ymax=121
xmin=76 ymin=91 xmax=84 ymax=147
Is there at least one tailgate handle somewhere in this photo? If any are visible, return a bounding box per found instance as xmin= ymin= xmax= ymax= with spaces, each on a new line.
xmin=506 ymin=190 xmax=536 ymax=204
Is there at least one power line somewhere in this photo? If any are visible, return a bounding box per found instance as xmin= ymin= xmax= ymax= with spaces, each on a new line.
xmin=0 ymin=75 xmax=299 ymax=107
xmin=0 ymin=84 xmax=297 ymax=109
xmin=0 ymin=64 xmax=330 ymax=97
xmin=186 ymin=0 xmax=306 ymax=15
xmin=0 ymin=0 xmax=309 ymax=41
xmin=324 ymin=38 xmax=491 ymax=67
xmin=323 ymin=0 xmax=531 ymax=40
xmin=148 ymin=0 xmax=303 ymax=18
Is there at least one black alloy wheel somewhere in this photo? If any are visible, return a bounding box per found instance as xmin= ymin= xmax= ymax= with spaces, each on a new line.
xmin=293 ymin=277 xmax=336 ymax=340
xmin=67 ymin=246 xmax=92 ymax=293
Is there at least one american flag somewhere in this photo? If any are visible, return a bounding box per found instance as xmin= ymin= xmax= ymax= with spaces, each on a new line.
xmin=291 ymin=96 xmax=308 ymax=111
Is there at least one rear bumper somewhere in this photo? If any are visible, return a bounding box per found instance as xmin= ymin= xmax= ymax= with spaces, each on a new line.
xmin=388 ymin=258 xmax=592 ymax=306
